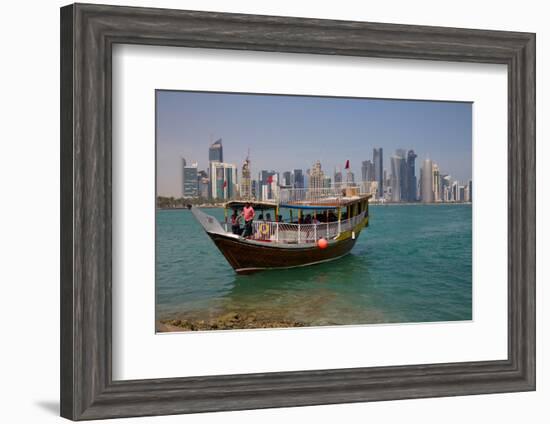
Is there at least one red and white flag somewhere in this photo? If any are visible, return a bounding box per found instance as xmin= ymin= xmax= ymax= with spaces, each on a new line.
xmin=267 ymin=175 xmax=273 ymax=184
xmin=223 ymin=180 xmax=227 ymax=188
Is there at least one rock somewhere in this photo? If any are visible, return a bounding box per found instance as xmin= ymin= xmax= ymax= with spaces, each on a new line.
xmin=159 ymin=313 xmax=307 ymax=331
xmin=219 ymin=312 xmax=240 ymax=322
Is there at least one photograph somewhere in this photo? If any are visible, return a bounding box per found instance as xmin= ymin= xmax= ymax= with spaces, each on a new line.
xmin=155 ymin=90 xmax=473 ymax=332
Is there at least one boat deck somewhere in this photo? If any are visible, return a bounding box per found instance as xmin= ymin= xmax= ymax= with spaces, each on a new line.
xmin=222 ymin=211 xmax=367 ymax=244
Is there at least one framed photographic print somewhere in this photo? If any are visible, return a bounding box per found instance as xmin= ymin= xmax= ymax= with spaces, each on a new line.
xmin=60 ymin=3 xmax=536 ymax=420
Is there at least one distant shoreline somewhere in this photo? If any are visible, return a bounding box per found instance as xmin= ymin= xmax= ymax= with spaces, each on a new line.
xmin=370 ymin=201 xmax=472 ymax=206
xmin=157 ymin=204 xmax=224 ymax=210
xmin=156 ymin=201 xmax=471 ymax=211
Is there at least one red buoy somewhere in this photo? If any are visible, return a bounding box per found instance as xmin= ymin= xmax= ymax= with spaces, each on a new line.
xmin=317 ymin=238 xmax=328 ymax=249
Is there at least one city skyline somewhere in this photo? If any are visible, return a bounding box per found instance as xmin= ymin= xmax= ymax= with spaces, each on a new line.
xmin=157 ymin=90 xmax=472 ymax=197
xmin=173 ymin=140 xmax=471 ymax=205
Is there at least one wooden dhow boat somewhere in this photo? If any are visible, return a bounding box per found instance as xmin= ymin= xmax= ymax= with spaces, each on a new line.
xmin=190 ymin=186 xmax=371 ymax=274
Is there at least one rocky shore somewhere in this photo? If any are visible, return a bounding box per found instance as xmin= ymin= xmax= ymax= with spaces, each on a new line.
xmin=158 ymin=311 xmax=305 ymax=332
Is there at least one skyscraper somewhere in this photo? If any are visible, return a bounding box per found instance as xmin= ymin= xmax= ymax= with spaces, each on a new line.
xmin=458 ymin=185 xmax=465 ymax=202
xmin=361 ymin=161 xmax=368 ymax=182
xmin=441 ymin=174 xmax=451 ymax=202
xmin=432 ymin=164 xmax=441 ymax=202
xmin=395 ymin=149 xmax=408 ymax=201
xmin=309 ymin=160 xmax=324 ymax=190
xmin=197 ymin=170 xmax=209 ymax=199
xmin=240 ymin=156 xmax=252 ymax=199
xmin=259 ymin=170 xmax=277 ymax=200
xmin=334 ymin=169 xmax=342 ymax=186
xmin=390 ymin=156 xmax=404 ymax=202
xmin=251 ymin=180 xmax=258 ymax=199
xmin=224 ymin=165 xmax=237 ymax=199
xmin=210 ymin=162 xmax=237 ymax=200
xmin=208 ymin=138 xmax=223 ymax=163
xmin=206 ymin=138 xmax=223 ymax=199
xmin=181 ymin=157 xmax=186 ymax=196
xmin=261 ymin=173 xmax=279 ymax=201
xmin=451 ymin=181 xmax=459 ymax=201
xmin=181 ymin=159 xmax=199 ymax=198
xmin=373 ymin=148 xmax=383 ymax=198
xmin=361 ymin=160 xmax=375 ymax=182
xmin=282 ymin=171 xmax=292 ymax=187
xmin=395 ymin=148 xmax=407 ymax=159
xmin=406 ymin=150 xmax=417 ymax=201
xmin=293 ymin=169 xmax=304 ymax=189
xmin=421 ymin=159 xmax=434 ymax=203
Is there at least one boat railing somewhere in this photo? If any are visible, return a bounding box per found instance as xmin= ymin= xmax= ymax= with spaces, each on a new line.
xmin=236 ymin=212 xmax=365 ymax=244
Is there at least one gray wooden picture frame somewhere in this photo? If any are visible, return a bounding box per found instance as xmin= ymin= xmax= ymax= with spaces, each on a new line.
xmin=60 ymin=3 xmax=536 ymax=421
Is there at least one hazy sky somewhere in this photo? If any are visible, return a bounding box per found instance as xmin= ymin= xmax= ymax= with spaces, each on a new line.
xmin=156 ymin=90 xmax=472 ymax=197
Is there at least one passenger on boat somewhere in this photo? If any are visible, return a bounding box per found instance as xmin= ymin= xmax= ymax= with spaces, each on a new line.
xmin=241 ymin=202 xmax=255 ymax=237
xmin=266 ymin=213 xmax=272 ymax=221
xmin=230 ymin=209 xmax=242 ymax=235
xmin=258 ymin=213 xmax=264 ymax=221
xmin=313 ymin=215 xmax=320 ymax=225
xmin=304 ymin=214 xmax=312 ymax=224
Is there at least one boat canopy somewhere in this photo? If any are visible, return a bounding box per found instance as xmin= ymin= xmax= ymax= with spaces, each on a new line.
xmin=224 ymin=200 xmax=278 ymax=211
xmin=225 ymin=186 xmax=372 ymax=211
xmin=225 ymin=199 xmax=370 ymax=211
xmin=278 ymin=203 xmax=338 ymax=210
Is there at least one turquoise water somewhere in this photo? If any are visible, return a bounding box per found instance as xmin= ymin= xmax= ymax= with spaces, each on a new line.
xmin=156 ymin=204 xmax=472 ymax=325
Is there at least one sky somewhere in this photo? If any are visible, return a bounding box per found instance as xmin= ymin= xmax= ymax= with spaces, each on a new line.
xmin=156 ymin=90 xmax=472 ymax=197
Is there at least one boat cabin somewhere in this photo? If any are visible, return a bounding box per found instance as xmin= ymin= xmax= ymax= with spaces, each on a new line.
xmin=222 ymin=187 xmax=371 ymax=244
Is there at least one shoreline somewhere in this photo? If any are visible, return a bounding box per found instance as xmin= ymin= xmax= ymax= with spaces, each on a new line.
xmin=157 ymin=311 xmax=306 ymax=332
xmin=157 ymin=202 xmax=472 ymax=211
xmin=370 ymin=201 xmax=472 ymax=206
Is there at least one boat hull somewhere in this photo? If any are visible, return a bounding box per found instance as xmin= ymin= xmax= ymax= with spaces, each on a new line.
xmin=208 ymin=232 xmax=358 ymax=274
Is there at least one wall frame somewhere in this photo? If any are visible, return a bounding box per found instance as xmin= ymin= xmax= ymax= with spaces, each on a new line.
xmin=60 ymin=3 xmax=535 ymax=420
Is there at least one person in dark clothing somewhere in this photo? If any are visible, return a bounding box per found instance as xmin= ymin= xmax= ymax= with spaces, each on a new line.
xmin=230 ymin=209 xmax=242 ymax=235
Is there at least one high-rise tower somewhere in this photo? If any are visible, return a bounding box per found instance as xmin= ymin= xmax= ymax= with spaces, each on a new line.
xmin=208 ymin=138 xmax=223 ymax=163
xmin=421 ymin=159 xmax=434 ymax=203
xmin=309 ymin=161 xmax=324 ymax=190
xmin=406 ymin=150 xmax=417 ymax=201
xmin=432 ymin=164 xmax=441 ymax=202
xmin=390 ymin=155 xmax=404 ymax=202
xmin=181 ymin=158 xmax=199 ymax=198
xmin=373 ymin=148 xmax=383 ymax=198
xmin=240 ymin=155 xmax=252 ymax=200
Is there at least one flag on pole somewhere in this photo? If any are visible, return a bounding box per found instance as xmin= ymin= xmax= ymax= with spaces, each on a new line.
xmin=345 ymin=160 xmax=350 ymax=170
xmin=223 ymin=180 xmax=227 ymax=188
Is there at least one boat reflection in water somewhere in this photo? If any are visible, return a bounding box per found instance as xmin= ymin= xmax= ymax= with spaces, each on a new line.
xmin=190 ymin=185 xmax=371 ymax=274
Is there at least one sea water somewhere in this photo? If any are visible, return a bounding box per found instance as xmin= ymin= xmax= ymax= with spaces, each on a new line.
xmin=156 ymin=204 xmax=472 ymax=326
